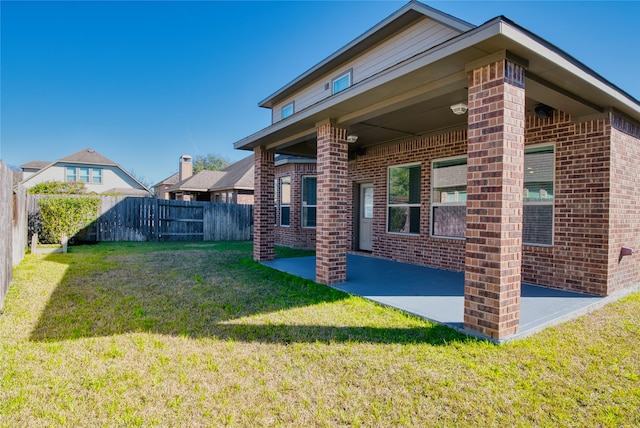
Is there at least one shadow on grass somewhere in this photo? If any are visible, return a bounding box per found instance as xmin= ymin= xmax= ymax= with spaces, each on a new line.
xmin=28 ymin=242 xmax=472 ymax=345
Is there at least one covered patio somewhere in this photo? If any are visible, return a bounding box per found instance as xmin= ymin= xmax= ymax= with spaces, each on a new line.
xmin=264 ymin=254 xmax=605 ymax=342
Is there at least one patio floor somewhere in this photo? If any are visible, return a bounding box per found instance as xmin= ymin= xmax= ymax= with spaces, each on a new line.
xmin=263 ymin=254 xmax=607 ymax=342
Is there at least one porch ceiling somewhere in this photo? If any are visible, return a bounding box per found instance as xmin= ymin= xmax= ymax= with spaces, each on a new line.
xmin=234 ymin=17 xmax=639 ymax=158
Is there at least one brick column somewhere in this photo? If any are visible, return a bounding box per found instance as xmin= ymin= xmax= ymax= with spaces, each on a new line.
xmin=253 ymin=147 xmax=275 ymax=262
xmin=464 ymin=54 xmax=526 ymax=340
xmin=316 ymin=120 xmax=349 ymax=285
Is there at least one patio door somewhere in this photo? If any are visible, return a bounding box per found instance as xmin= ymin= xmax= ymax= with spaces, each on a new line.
xmin=358 ymin=183 xmax=373 ymax=251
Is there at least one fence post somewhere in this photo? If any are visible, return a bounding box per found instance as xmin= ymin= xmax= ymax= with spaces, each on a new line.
xmin=153 ymin=198 xmax=159 ymax=241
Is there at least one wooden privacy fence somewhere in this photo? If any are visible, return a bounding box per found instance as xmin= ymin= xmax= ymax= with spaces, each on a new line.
xmin=28 ymin=196 xmax=253 ymax=242
xmin=0 ymin=161 xmax=27 ymax=310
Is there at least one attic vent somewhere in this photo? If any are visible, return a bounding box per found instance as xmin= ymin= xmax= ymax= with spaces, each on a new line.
xmin=88 ymin=149 xmax=95 ymax=153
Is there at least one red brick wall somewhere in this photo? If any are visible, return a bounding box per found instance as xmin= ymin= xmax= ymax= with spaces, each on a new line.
xmin=274 ymin=162 xmax=317 ymax=249
xmin=348 ymin=132 xmax=467 ymax=270
xmin=271 ymin=111 xmax=636 ymax=298
xmin=522 ymin=111 xmax=612 ymax=295
xmin=236 ymin=191 xmax=254 ymax=205
xmin=607 ymin=114 xmax=640 ymax=294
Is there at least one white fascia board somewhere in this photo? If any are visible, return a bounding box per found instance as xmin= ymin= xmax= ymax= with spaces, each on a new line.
xmin=499 ymin=21 xmax=640 ymax=116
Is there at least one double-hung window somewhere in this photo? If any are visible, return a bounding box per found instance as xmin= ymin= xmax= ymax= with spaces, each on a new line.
xmin=523 ymin=145 xmax=554 ymax=246
xmin=332 ymin=70 xmax=352 ymax=94
xmin=301 ymin=176 xmax=317 ymax=228
xmin=280 ymin=176 xmax=291 ymax=227
xmin=387 ymin=163 xmax=421 ymax=234
xmin=431 ymin=157 xmax=467 ymax=238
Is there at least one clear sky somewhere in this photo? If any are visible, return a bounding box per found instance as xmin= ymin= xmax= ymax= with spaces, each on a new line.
xmin=2 ymin=1 xmax=639 ymax=187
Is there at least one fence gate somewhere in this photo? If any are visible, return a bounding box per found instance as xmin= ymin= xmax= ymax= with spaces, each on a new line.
xmin=156 ymin=199 xmax=204 ymax=241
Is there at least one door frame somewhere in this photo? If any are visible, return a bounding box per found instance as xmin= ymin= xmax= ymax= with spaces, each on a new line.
xmin=355 ymin=181 xmax=374 ymax=251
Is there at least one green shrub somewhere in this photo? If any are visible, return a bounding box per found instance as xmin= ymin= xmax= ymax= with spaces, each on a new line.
xmin=29 ymin=180 xmax=90 ymax=195
xmin=38 ymin=196 xmax=100 ymax=244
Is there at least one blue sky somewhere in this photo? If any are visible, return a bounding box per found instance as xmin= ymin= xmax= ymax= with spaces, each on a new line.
xmin=2 ymin=1 xmax=639 ymax=186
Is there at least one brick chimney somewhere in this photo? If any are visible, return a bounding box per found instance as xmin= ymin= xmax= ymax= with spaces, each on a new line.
xmin=179 ymin=155 xmax=193 ymax=181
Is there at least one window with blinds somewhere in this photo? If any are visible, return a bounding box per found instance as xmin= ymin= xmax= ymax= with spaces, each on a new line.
xmin=523 ymin=146 xmax=554 ymax=246
xmin=431 ymin=157 xmax=467 ymax=238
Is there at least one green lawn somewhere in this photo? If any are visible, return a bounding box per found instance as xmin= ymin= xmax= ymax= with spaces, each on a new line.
xmin=1 ymin=241 xmax=638 ymax=426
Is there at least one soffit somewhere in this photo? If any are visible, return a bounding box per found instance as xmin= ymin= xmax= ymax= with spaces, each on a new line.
xmin=236 ymin=18 xmax=639 ymax=157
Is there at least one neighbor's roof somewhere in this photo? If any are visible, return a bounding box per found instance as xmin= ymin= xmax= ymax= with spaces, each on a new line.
xmin=20 ymin=160 xmax=51 ymax=170
xmin=167 ymin=170 xmax=226 ymax=192
xmin=166 ymin=155 xmax=255 ymax=193
xmin=59 ymin=147 xmax=118 ymax=166
xmin=153 ymin=172 xmax=179 ymax=188
xmin=210 ymin=155 xmax=254 ymax=191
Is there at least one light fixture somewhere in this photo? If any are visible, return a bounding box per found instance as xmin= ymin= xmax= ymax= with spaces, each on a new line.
xmin=347 ymin=135 xmax=359 ymax=143
xmin=534 ymin=104 xmax=554 ymax=119
xmin=450 ymin=103 xmax=468 ymax=115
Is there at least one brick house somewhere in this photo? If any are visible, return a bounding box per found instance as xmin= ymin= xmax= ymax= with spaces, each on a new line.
xmin=155 ymin=155 xmax=254 ymax=204
xmin=234 ymin=1 xmax=640 ymax=340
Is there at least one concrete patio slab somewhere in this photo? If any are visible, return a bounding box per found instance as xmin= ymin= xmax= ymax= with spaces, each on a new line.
xmin=263 ymin=254 xmax=606 ymax=342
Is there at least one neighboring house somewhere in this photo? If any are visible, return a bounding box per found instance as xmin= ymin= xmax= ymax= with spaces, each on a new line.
xmin=156 ymin=155 xmax=254 ymax=203
xmin=21 ymin=147 xmax=152 ymax=196
xmin=153 ymin=172 xmax=179 ymax=200
xmin=234 ymin=1 xmax=640 ymax=340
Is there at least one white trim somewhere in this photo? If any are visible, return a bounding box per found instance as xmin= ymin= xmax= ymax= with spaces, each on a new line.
xmin=430 ymin=155 xmax=467 ymax=239
xmin=332 ymin=69 xmax=352 ymax=94
xmin=301 ymin=175 xmax=317 ymax=229
xmin=386 ymin=162 xmax=421 ymax=235
xmin=523 ymin=143 xmax=555 ymax=247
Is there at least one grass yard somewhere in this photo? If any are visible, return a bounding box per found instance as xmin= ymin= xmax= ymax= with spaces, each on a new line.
xmin=1 ymin=241 xmax=638 ymax=426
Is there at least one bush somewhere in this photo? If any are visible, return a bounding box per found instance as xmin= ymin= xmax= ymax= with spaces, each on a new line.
xmin=29 ymin=181 xmax=89 ymax=195
xmin=38 ymin=196 xmax=100 ymax=244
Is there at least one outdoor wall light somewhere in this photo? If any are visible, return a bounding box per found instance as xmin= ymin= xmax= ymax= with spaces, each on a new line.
xmin=535 ymin=104 xmax=554 ymax=119
xmin=347 ymin=135 xmax=359 ymax=143
xmin=450 ymin=103 xmax=468 ymax=115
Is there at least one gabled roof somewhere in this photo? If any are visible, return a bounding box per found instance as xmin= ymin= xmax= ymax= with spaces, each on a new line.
xmin=235 ymin=2 xmax=639 ymax=154
xmin=167 ymin=170 xmax=226 ymax=192
xmin=165 ymin=155 xmax=255 ymax=193
xmin=153 ymin=172 xmax=179 ymax=188
xmin=211 ymin=155 xmax=254 ymax=191
xmin=259 ymin=0 xmax=475 ymax=109
xmin=59 ymin=147 xmax=117 ymax=165
xmin=20 ymin=160 xmax=51 ymax=170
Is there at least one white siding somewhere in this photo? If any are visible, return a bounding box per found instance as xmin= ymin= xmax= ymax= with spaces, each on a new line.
xmin=272 ymin=17 xmax=461 ymax=123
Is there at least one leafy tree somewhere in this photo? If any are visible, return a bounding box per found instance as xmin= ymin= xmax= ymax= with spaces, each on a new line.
xmin=192 ymin=154 xmax=230 ymax=173
xmin=29 ymin=180 xmax=90 ymax=195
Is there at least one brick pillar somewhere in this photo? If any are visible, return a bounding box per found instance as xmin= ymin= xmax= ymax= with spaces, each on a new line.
xmin=464 ymin=54 xmax=526 ymax=340
xmin=253 ymin=147 xmax=275 ymax=262
xmin=316 ymin=120 xmax=349 ymax=285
